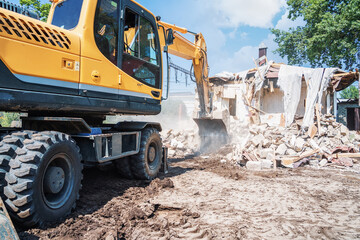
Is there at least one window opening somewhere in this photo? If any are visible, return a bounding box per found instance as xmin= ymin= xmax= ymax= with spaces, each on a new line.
xmin=94 ymin=0 xmax=119 ymax=65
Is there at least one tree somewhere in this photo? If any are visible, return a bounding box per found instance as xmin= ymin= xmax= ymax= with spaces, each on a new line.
xmin=0 ymin=112 xmax=20 ymax=127
xmin=20 ymin=0 xmax=51 ymax=21
xmin=339 ymin=85 xmax=359 ymax=99
xmin=271 ymin=0 xmax=360 ymax=71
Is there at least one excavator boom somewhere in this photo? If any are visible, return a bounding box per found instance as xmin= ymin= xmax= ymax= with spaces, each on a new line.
xmin=157 ymin=20 xmax=229 ymax=151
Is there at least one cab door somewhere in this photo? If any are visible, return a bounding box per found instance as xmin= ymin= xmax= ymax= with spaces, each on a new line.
xmin=119 ymin=1 xmax=163 ymax=101
xmin=79 ymin=0 xmax=121 ymax=100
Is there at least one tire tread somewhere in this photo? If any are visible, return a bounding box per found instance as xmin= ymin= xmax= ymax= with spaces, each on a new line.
xmin=3 ymin=131 xmax=83 ymax=227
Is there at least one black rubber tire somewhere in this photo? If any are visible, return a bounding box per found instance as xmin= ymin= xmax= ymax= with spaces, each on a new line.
xmin=115 ymin=157 xmax=134 ymax=179
xmin=0 ymin=132 xmax=34 ymax=199
xmin=130 ymin=128 xmax=162 ymax=180
xmin=4 ymin=131 xmax=83 ymax=227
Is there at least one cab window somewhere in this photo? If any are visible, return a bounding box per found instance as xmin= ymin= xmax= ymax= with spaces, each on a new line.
xmin=94 ymin=0 xmax=120 ymax=65
xmin=122 ymin=9 xmax=160 ymax=88
xmin=52 ymin=0 xmax=83 ymax=29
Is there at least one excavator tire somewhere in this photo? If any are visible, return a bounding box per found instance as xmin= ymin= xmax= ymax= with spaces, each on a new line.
xmin=3 ymin=131 xmax=83 ymax=227
xmin=115 ymin=157 xmax=134 ymax=179
xmin=0 ymin=131 xmax=34 ymax=199
xmin=130 ymin=128 xmax=162 ymax=180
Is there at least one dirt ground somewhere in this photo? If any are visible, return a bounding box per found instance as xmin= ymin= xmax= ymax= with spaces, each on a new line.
xmin=18 ymin=155 xmax=360 ymax=240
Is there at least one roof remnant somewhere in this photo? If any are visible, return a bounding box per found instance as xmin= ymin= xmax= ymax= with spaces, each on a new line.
xmin=210 ymin=63 xmax=359 ymax=92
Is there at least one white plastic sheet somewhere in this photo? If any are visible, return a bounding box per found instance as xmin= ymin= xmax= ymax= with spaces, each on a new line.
xmin=302 ymin=68 xmax=339 ymax=128
xmin=213 ymin=71 xmax=236 ymax=81
xmin=254 ymin=61 xmax=273 ymax=93
xmin=235 ymin=70 xmax=249 ymax=82
xmin=278 ymin=65 xmax=313 ymax=126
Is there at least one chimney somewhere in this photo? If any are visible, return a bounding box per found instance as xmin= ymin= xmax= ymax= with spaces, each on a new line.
xmin=259 ymin=42 xmax=268 ymax=58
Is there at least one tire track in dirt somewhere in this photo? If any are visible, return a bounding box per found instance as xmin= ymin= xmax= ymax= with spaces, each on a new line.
xmin=18 ymin=157 xmax=360 ymax=239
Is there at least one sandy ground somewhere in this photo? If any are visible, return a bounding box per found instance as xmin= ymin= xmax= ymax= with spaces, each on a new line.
xmin=18 ymin=155 xmax=360 ymax=240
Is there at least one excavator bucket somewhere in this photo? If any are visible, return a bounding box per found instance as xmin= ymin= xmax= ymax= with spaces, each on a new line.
xmin=0 ymin=197 xmax=19 ymax=240
xmin=194 ymin=118 xmax=229 ymax=153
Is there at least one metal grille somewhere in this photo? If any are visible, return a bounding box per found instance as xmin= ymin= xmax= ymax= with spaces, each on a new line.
xmin=0 ymin=11 xmax=71 ymax=50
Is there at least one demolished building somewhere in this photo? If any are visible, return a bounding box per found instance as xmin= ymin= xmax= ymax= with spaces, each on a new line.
xmin=208 ymin=61 xmax=359 ymax=131
xmin=163 ymin=45 xmax=360 ymax=170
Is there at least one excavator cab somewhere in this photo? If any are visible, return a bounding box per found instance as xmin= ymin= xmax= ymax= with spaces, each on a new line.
xmin=47 ymin=0 xmax=163 ymax=113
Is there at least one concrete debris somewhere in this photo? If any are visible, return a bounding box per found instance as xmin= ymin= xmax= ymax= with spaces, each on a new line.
xmin=309 ymin=160 xmax=320 ymax=166
xmin=260 ymin=149 xmax=273 ymax=159
xmin=162 ymin=130 xmax=199 ymax=158
xmin=340 ymin=125 xmax=349 ymax=136
xmin=276 ymin=144 xmax=288 ymax=156
xmin=293 ymin=159 xmax=310 ymax=168
xmin=319 ymin=159 xmax=329 ymax=167
xmin=162 ymin=113 xmax=359 ymax=171
xmin=230 ymin=114 xmax=358 ymax=169
xmin=251 ymin=134 xmax=265 ymax=147
xmin=295 ymin=138 xmax=305 ymax=152
xmin=332 ymin=157 xmax=354 ymax=167
xmin=261 ymin=159 xmax=273 ymax=169
xmin=246 ymin=161 xmax=262 ymax=171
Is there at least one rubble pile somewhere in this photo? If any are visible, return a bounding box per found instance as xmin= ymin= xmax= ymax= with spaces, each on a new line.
xmin=223 ymin=114 xmax=360 ymax=170
xmin=162 ymin=114 xmax=360 ymax=172
xmin=162 ymin=129 xmax=199 ymax=158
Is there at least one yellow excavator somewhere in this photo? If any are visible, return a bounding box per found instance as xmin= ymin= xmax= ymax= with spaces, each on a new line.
xmin=0 ymin=0 xmax=228 ymax=228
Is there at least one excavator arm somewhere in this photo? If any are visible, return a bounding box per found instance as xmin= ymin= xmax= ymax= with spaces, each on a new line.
xmin=158 ymin=21 xmax=210 ymax=118
xmin=158 ymin=21 xmax=229 ymax=152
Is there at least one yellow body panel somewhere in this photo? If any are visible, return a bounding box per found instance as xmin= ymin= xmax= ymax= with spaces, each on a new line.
xmin=0 ymin=8 xmax=80 ymax=83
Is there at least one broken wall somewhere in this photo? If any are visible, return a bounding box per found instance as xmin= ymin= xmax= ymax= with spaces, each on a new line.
xmin=261 ymin=88 xmax=284 ymax=113
xmin=260 ymin=80 xmax=330 ymax=120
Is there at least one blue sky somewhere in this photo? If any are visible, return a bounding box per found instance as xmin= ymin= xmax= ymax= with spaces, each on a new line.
xmin=6 ymin=0 xmax=305 ymax=92
xmin=134 ymin=0 xmax=304 ymax=92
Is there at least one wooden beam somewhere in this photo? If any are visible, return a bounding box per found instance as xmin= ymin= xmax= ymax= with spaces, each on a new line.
xmin=280 ymin=149 xmax=321 ymax=166
xmin=308 ymin=123 xmax=318 ymax=139
xmin=280 ymin=113 xmax=285 ymax=127
xmin=315 ymin=103 xmax=321 ymax=137
xmin=253 ymin=58 xmax=264 ymax=82
xmin=243 ymin=101 xmax=267 ymax=114
xmin=269 ymin=81 xmax=275 ymax=93
xmin=331 ymin=153 xmax=360 ymax=159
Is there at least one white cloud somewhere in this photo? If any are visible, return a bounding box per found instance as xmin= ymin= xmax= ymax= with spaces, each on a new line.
xmin=200 ymin=0 xmax=287 ymax=28
xmin=208 ymin=45 xmax=259 ymax=74
xmin=205 ymin=8 xmax=307 ymax=74
xmin=240 ymin=32 xmax=248 ymax=40
xmin=208 ymin=33 xmax=289 ymax=75
xmin=275 ymin=11 xmax=305 ymax=30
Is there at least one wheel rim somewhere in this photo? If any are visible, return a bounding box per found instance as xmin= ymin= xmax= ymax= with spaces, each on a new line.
xmin=41 ymin=153 xmax=74 ymax=209
xmin=147 ymin=142 xmax=159 ymax=170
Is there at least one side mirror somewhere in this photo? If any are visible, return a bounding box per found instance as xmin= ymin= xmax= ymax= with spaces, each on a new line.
xmin=165 ymin=29 xmax=175 ymax=45
xmin=124 ymin=25 xmax=129 ymax=32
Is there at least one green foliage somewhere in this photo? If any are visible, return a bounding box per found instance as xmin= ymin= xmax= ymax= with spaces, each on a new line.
xmin=339 ymin=85 xmax=359 ymax=99
xmin=272 ymin=0 xmax=360 ymax=70
xmin=0 ymin=112 xmax=20 ymax=127
xmin=20 ymin=0 xmax=51 ymax=21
